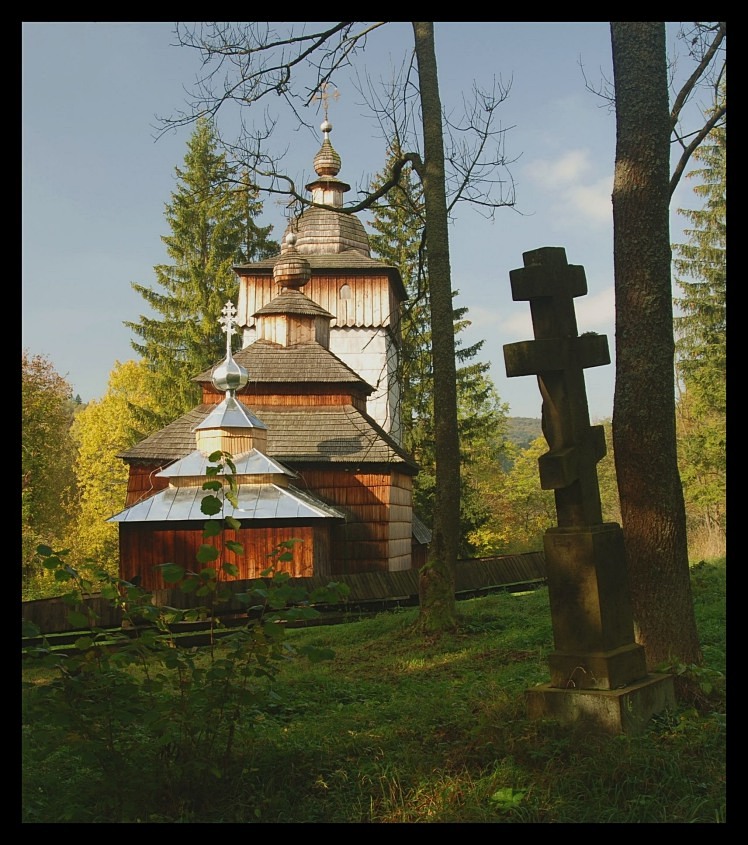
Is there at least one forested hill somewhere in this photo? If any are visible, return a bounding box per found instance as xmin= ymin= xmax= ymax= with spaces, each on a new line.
xmin=506 ymin=417 xmax=542 ymax=450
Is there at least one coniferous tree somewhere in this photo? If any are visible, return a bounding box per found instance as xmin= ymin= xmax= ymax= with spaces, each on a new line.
xmin=673 ymin=82 xmax=726 ymax=556
xmin=126 ymin=118 xmax=277 ymax=428
xmin=369 ymin=147 xmax=509 ymax=556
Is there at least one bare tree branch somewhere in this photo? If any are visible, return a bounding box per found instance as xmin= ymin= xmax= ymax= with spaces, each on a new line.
xmin=670 ymin=22 xmax=725 ymax=130
xmin=159 ymin=22 xmax=388 ymax=137
xmin=668 ymin=21 xmax=726 ymax=195
xmin=669 ymin=103 xmax=726 ymax=198
xmin=581 ymin=22 xmax=725 ymax=198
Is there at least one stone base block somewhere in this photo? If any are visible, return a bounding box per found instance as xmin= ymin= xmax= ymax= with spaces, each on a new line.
xmin=525 ymin=673 xmax=675 ymax=735
xmin=548 ymin=642 xmax=648 ymax=690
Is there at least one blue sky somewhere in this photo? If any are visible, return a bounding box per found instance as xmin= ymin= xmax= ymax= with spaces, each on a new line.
xmin=22 ymin=22 xmax=700 ymax=420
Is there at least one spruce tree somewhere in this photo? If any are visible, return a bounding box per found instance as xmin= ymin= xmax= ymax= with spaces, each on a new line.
xmin=369 ymin=148 xmax=508 ymax=556
xmin=673 ymin=81 xmax=726 ymax=554
xmin=126 ymin=118 xmax=277 ymax=427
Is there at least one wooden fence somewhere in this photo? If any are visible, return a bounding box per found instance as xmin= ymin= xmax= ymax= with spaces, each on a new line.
xmin=22 ymin=552 xmax=546 ymax=636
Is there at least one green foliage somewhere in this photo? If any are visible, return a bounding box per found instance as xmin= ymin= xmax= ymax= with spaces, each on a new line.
xmin=673 ymin=81 xmax=726 ymax=558
xmin=504 ymin=417 xmax=542 ymax=454
xmin=368 ymin=147 xmax=510 ymax=554
xmin=125 ymin=118 xmax=277 ymax=427
xmin=22 ymin=350 xmax=79 ymax=596
xmin=468 ymin=421 xmax=621 ymax=556
xmin=467 ymin=436 xmax=553 ymax=554
xmin=596 ymin=420 xmax=622 ymax=524
xmin=64 ymin=359 xmax=162 ymax=581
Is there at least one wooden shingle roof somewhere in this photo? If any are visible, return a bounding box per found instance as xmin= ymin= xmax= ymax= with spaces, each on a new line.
xmin=252 ymin=291 xmax=333 ymax=318
xmin=192 ymin=340 xmax=373 ymax=392
xmin=117 ymin=403 xmax=418 ymax=472
xmin=259 ymin=406 xmax=416 ymax=469
xmin=117 ymin=406 xmax=209 ymax=462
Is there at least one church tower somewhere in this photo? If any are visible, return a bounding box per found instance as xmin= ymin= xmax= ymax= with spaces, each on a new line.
xmin=235 ymin=119 xmax=406 ymax=442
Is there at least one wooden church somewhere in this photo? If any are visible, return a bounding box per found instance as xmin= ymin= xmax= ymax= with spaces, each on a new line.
xmin=110 ymin=119 xmax=429 ymax=589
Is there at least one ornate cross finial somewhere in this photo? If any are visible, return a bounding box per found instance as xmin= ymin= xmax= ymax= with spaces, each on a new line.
xmin=219 ymin=300 xmax=238 ymax=356
xmin=313 ymin=82 xmax=340 ymax=126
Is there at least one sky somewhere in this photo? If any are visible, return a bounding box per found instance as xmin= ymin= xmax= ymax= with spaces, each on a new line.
xmin=22 ymin=22 xmax=702 ymax=421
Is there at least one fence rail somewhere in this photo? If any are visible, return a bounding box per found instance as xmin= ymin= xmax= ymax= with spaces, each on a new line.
xmin=22 ymin=552 xmax=547 ymax=636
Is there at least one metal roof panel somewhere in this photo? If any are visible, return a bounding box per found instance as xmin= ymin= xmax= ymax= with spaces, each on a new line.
xmin=108 ymin=483 xmax=344 ymax=523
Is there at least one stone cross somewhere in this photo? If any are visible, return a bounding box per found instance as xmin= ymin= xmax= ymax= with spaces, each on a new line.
xmin=503 ymin=247 xmax=610 ymax=527
xmin=500 ymin=248 xmax=675 ymax=731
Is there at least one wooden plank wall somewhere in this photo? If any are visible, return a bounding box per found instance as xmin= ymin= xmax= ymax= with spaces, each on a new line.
xmin=237 ymin=274 xmax=275 ymax=329
xmin=295 ymin=468 xmax=409 ymax=574
xmin=387 ymin=471 xmax=413 ymax=570
xmin=256 ymin=315 xmax=331 ymax=348
xmin=238 ymin=273 xmax=394 ymax=330
xmin=125 ymin=465 xmax=170 ymax=508
xmin=119 ymin=523 xmax=323 ymax=590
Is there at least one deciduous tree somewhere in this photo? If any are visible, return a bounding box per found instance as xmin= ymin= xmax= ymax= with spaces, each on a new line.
xmin=68 ymin=360 xmax=161 ymax=576
xmin=22 ymin=351 xmax=78 ymax=592
xmin=609 ymin=21 xmax=724 ymax=668
xmin=468 ymin=422 xmax=620 ymax=556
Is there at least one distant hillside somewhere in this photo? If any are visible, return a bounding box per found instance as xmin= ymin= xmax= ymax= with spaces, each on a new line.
xmin=506 ymin=417 xmax=542 ymax=451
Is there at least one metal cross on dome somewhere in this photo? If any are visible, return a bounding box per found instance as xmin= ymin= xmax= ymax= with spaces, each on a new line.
xmin=218 ymin=300 xmax=238 ymax=355
xmin=312 ymin=82 xmax=340 ymax=123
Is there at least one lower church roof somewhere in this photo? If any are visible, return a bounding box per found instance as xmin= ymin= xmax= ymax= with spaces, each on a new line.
xmin=118 ymin=404 xmax=418 ymax=472
xmin=108 ymin=482 xmax=345 ymax=524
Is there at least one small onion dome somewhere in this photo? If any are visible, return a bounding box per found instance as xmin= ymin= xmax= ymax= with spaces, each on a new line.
xmin=313 ymin=119 xmax=342 ymax=177
xmin=211 ymin=354 xmax=248 ymax=394
xmin=273 ymin=232 xmax=311 ymax=290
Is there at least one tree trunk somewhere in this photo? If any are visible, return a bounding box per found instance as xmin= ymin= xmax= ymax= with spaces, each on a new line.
xmin=610 ymin=22 xmax=702 ymax=669
xmin=412 ymin=22 xmax=459 ymax=631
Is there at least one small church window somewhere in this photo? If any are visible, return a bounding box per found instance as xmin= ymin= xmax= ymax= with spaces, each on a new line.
xmin=339 ymin=283 xmax=352 ymax=299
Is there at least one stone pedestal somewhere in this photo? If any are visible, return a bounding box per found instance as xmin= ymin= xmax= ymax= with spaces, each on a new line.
xmin=544 ymin=523 xmax=647 ymax=689
xmin=527 ymin=522 xmax=675 ymax=733
xmin=526 ymin=673 xmax=676 ymax=735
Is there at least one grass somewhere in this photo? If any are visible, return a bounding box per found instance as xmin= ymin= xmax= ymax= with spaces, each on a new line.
xmin=22 ymin=558 xmax=726 ymax=823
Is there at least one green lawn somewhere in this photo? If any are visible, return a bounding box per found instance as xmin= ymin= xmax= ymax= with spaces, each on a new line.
xmin=22 ymin=558 xmax=725 ymax=823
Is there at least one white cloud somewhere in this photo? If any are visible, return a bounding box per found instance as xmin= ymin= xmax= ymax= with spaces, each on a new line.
xmin=523 ymin=150 xmax=612 ymax=228
xmin=526 ymin=149 xmax=591 ymax=188
xmin=575 ymin=286 xmax=615 ymax=330
xmin=464 ymin=288 xmax=614 ymax=345
xmin=567 ymin=176 xmax=613 ymax=225
xmin=459 ymin=303 xmax=533 ymax=341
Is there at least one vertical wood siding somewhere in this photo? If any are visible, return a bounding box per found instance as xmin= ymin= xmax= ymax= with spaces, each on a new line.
xmin=238 ymin=272 xmax=394 ymax=330
xmin=119 ymin=523 xmax=326 ymax=590
xmin=125 ymin=465 xmax=170 ymax=508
